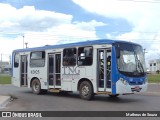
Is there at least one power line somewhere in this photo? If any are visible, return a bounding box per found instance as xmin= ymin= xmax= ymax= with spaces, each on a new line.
xmin=1 ymin=31 xmax=160 ymax=45
xmin=3 ymin=0 xmax=160 ymax=4
xmin=1 ymin=33 xmax=160 ymax=43
xmin=1 ymin=29 xmax=160 ymax=34
xmin=118 ymin=0 xmax=160 ymax=3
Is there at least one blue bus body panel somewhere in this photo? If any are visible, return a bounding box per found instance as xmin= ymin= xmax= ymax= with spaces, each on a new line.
xmin=12 ymin=39 xmax=140 ymax=53
xmin=111 ymin=46 xmax=119 ymax=94
xmin=119 ymin=73 xmax=146 ymax=86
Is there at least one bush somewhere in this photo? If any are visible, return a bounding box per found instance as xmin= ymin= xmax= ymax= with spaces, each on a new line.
xmin=156 ymin=70 xmax=160 ymax=74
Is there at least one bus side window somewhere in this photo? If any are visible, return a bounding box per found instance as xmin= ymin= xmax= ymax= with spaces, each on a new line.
xmin=78 ymin=47 xmax=93 ymax=66
xmin=30 ymin=51 xmax=45 ymax=67
xmin=63 ymin=48 xmax=76 ymax=66
xmin=14 ymin=53 xmax=19 ymax=68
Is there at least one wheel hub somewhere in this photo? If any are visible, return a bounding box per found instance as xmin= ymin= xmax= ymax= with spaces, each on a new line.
xmin=34 ymin=83 xmax=39 ymax=91
xmin=82 ymin=86 xmax=89 ymax=96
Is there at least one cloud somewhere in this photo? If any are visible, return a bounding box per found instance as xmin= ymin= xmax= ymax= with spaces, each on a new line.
xmin=73 ymin=0 xmax=149 ymax=26
xmin=0 ymin=3 xmax=72 ymax=32
xmin=73 ymin=0 xmax=160 ymax=60
xmin=0 ymin=33 xmax=61 ymax=61
xmin=24 ymin=32 xmax=61 ymax=47
xmin=0 ymin=3 xmax=106 ymax=35
xmin=0 ymin=36 xmax=22 ymax=61
xmin=72 ymin=0 xmax=160 ymax=32
xmin=47 ymin=20 xmax=106 ymax=43
xmin=0 ymin=3 xmax=107 ymax=59
xmin=73 ymin=20 xmax=107 ymax=31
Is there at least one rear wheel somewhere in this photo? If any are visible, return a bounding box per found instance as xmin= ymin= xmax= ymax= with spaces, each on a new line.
xmin=79 ymin=81 xmax=94 ymax=100
xmin=31 ymin=79 xmax=43 ymax=95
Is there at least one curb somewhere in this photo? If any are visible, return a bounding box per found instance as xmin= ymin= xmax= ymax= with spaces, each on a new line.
xmin=0 ymin=96 xmax=11 ymax=109
xmin=138 ymin=92 xmax=160 ymax=96
xmin=0 ymin=84 xmax=11 ymax=86
xmin=148 ymin=83 xmax=160 ymax=85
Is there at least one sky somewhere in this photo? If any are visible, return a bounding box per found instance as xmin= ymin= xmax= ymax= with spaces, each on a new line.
xmin=0 ymin=0 xmax=160 ymax=64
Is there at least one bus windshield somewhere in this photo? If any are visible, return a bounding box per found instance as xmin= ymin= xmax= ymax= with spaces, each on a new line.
xmin=116 ymin=42 xmax=146 ymax=77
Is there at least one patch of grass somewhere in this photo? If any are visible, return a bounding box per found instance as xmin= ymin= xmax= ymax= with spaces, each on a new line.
xmin=0 ymin=74 xmax=11 ymax=84
xmin=0 ymin=73 xmax=159 ymax=84
xmin=147 ymin=74 xmax=160 ymax=83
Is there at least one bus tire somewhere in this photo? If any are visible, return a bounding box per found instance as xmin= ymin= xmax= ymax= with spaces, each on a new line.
xmin=109 ymin=94 xmax=119 ymax=97
xmin=31 ymin=79 xmax=42 ymax=95
xmin=79 ymin=81 xmax=94 ymax=100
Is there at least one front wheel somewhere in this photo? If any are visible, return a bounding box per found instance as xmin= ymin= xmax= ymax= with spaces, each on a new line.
xmin=31 ymin=79 xmax=43 ymax=95
xmin=79 ymin=81 xmax=94 ymax=100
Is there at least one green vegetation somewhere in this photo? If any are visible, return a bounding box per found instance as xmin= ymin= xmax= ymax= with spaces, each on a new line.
xmin=147 ymin=74 xmax=160 ymax=83
xmin=0 ymin=73 xmax=159 ymax=84
xmin=0 ymin=74 xmax=11 ymax=84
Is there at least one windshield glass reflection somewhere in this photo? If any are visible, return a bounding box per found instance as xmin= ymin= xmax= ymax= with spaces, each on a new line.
xmin=116 ymin=43 xmax=146 ymax=77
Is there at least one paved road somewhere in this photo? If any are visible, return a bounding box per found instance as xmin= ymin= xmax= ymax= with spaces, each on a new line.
xmin=0 ymin=84 xmax=160 ymax=120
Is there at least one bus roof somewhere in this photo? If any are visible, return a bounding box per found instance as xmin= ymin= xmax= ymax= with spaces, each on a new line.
xmin=13 ymin=39 xmax=140 ymax=53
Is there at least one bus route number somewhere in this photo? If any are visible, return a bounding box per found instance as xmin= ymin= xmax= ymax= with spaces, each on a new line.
xmin=31 ymin=70 xmax=40 ymax=74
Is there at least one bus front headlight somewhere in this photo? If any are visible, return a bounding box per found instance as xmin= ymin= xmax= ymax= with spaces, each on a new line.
xmin=120 ymin=78 xmax=129 ymax=85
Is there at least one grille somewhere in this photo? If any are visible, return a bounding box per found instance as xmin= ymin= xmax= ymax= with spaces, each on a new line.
xmin=129 ymin=81 xmax=143 ymax=85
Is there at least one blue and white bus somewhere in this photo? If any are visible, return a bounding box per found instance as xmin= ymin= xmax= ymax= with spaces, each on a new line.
xmin=12 ymin=39 xmax=147 ymax=100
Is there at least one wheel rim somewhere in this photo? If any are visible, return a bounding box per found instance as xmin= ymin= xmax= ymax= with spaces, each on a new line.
xmin=82 ymin=86 xmax=89 ymax=96
xmin=33 ymin=82 xmax=39 ymax=92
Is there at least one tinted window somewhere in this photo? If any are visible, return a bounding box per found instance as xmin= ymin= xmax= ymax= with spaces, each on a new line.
xmin=14 ymin=53 xmax=19 ymax=68
xmin=78 ymin=46 xmax=93 ymax=66
xmin=31 ymin=51 xmax=45 ymax=59
xmin=30 ymin=51 xmax=45 ymax=67
xmin=63 ymin=48 xmax=76 ymax=66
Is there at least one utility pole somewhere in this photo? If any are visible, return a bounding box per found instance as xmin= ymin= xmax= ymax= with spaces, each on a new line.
xmin=25 ymin=42 xmax=28 ymax=48
xmin=9 ymin=55 xmax=11 ymax=65
xmin=0 ymin=54 xmax=2 ymax=73
xmin=23 ymin=35 xmax=24 ymax=49
xmin=143 ymin=49 xmax=147 ymax=55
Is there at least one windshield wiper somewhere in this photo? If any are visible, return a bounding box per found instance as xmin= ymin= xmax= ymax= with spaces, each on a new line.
xmin=138 ymin=60 xmax=144 ymax=73
xmin=134 ymin=52 xmax=144 ymax=74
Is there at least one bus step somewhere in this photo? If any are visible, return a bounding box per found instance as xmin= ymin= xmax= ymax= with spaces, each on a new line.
xmin=96 ymin=92 xmax=111 ymax=94
xmin=21 ymin=85 xmax=28 ymax=87
xmin=49 ymin=88 xmax=61 ymax=93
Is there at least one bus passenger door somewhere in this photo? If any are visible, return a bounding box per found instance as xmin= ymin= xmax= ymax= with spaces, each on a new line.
xmin=20 ymin=55 xmax=28 ymax=87
xmin=48 ymin=53 xmax=61 ymax=88
xmin=97 ymin=49 xmax=111 ymax=92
